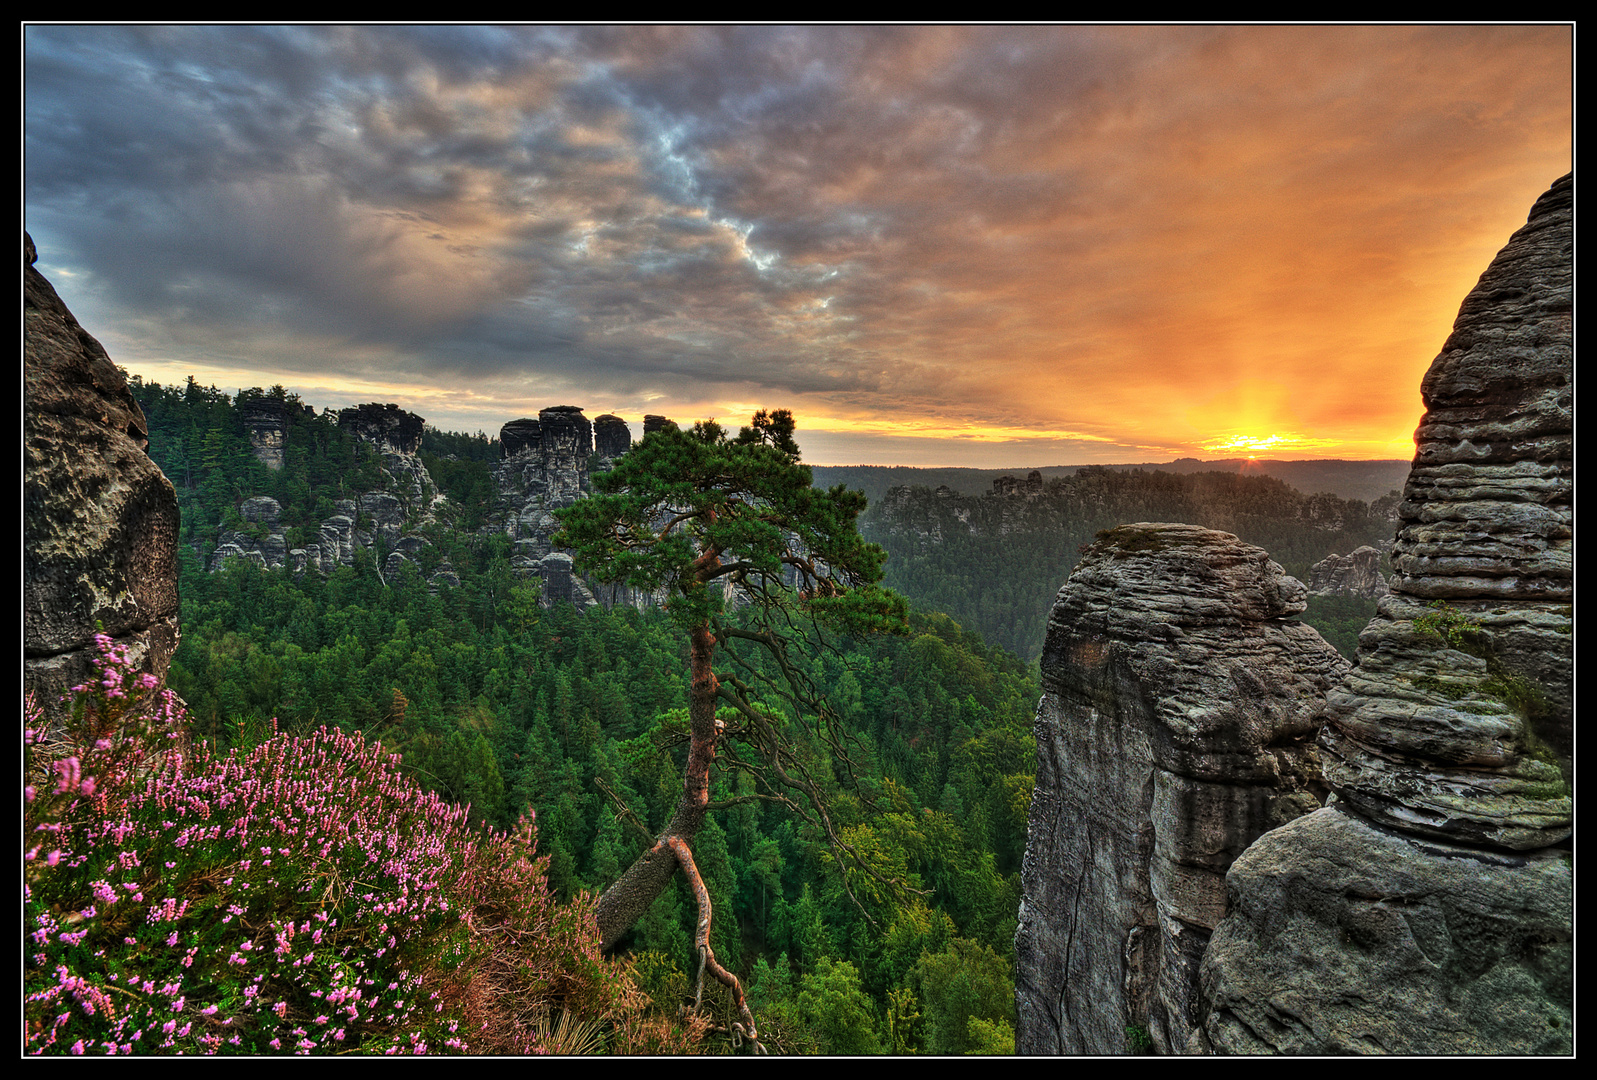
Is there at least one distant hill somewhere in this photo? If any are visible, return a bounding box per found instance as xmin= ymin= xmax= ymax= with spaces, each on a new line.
xmin=860 ymin=466 xmax=1400 ymax=662
xmin=812 ymin=458 xmax=1410 ymax=506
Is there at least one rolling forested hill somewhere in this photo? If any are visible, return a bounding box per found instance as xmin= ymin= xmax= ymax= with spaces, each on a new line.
xmin=860 ymin=467 xmax=1398 ymax=661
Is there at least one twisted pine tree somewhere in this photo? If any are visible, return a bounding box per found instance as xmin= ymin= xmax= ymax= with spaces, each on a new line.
xmin=552 ymin=410 xmax=907 ymax=1047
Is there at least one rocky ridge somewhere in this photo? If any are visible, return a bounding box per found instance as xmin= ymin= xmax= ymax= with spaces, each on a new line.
xmin=494 ymin=406 xmax=659 ymax=608
xmin=24 ymin=233 xmax=180 ymax=715
xmin=1198 ymin=173 xmax=1573 ymax=1054
xmin=1304 ymin=544 xmax=1390 ymax=599
xmin=1015 ymin=524 xmax=1345 ymax=1054
xmin=209 ymin=405 xmax=444 ymax=584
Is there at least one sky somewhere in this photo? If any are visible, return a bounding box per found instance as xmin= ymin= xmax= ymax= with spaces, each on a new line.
xmin=24 ymin=25 xmax=1572 ymax=467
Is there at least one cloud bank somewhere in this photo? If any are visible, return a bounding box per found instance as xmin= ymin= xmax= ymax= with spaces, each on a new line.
xmin=25 ymin=25 xmax=1571 ymax=464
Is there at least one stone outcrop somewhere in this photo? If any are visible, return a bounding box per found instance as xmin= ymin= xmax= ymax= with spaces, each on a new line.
xmin=1304 ymin=545 xmax=1390 ymax=599
xmin=594 ymin=413 xmax=632 ymax=470
xmin=213 ymin=403 xmax=442 ymax=578
xmin=1015 ymin=524 xmax=1347 ymax=1055
xmin=1198 ymin=173 xmax=1573 ymax=1054
xmin=495 ymin=406 xmax=649 ymax=608
xmin=239 ymin=393 xmax=290 ymax=470
xmin=24 ymin=233 xmax=181 ymax=714
xmin=337 ymin=403 xmax=434 ymax=507
xmin=994 ymin=470 xmax=1045 ymax=497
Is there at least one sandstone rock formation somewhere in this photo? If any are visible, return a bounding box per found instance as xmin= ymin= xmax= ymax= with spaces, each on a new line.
xmin=1199 ymin=173 xmax=1573 ymax=1054
xmin=1015 ymin=524 xmax=1347 ymax=1054
xmin=239 ymin=392 xmax=290 ymax=470
xmin=24 ymin=233 xmax=180 ymax=715
xmin=212 ymin=403 xmax=441 ymax=578
xmin=337 ymin=403 xmax=434 ymax=507
xmin=495 ymin=406 xmax=648 ymax=608
xmin=1304 ymin=545 xmax=1390 ymax=599
xmin=993 ymin=470 xmax=1045 ymax=497
xmin=594 ymin=413 xmax=632 ymax=470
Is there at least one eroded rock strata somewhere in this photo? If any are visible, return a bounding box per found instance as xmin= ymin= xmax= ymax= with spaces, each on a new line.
xmin=1015 ymin=524 xmax=1346 ymax=1054
xmin=1305 ymin=545 xmax=1390 ymax=599
xmin=24 ymin=233 xmax=181 ymax=714
xmin=1199 ymin=173 xmax=1573 ymax=1055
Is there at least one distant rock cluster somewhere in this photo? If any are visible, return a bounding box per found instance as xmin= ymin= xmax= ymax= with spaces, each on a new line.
xmin=209 ymin=401 xmax=448 ymax=586
xmin=1303 ymin=544 xmax=1390 ymax=599
xmin=992 ymin=470 xmax=1045 ymax=497
xmin=495 ymin=405 xmax=658 ymax=608
xmin=24 ymin=233 xmax=180 ymax=716
xmin=207 ymin=392 xmax=666 ymax=607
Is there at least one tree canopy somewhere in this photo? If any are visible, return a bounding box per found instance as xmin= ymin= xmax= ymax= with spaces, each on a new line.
xmin=553 ymin=410 xmax=908 ymax=1047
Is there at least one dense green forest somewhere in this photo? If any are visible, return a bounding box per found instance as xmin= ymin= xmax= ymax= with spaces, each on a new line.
xmin=862 ymin=470 xmax=1397 ymax=661
xmin=115 ymin=377 xmax=1391 ymax=1052
xmin=127 ymin=378 xmax=1038 ymax=1054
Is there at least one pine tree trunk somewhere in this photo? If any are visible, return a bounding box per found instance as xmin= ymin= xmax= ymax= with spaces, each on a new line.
xmin=594 ymin=621 xmax=718 ymax=950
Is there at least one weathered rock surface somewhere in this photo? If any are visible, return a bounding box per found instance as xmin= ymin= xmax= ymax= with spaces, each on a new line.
xmin=1317 ymin=174 xmax=1573 ymax=851
xmin=214 ymin=403 xmax=442 ymax=578
xmin=593 ymin=413 xmax=632 ymax=470
xmin=1202 ymin=807 xmax=1571 ymax=1054
xmin=24 ymin=233 xmax=180 ymax=712
xmin=1305 ymin=545 xmax=1390 ymax=599
xmin=1016 ymin=524 xmax=1346 ymax=1055
xmin=337 ymin=403 xmax=435 ymax=507
xmin=1198 ymin=173 xmax=1573 ymax=1055
xmin=240 ymin=393 xmax=290 ymax=470
xmin=495 ymin=406 xmax=652 ymax=608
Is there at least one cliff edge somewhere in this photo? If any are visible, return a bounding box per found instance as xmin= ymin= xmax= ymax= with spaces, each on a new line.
xmin=24 ymin=233 xmax=181 ymax=715
xmin=1199 ymin=173 xmax=1573 ymax=1055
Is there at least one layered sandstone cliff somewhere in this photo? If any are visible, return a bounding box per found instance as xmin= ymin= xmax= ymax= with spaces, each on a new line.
xmin=1015 ymin=524 xmax=1345 ymax=1054
xmin=210 ymin=403 xmax=441 ymax=581
xmin=496 ymin=406 xmax=655 ymax=607
xmin=1199 ymin=173 xmax=1573 ymax=1055
xmin=24 ymin=233 xmax=180 ymax=715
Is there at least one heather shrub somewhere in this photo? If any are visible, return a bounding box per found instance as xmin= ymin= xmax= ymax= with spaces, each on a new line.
xmin=24 ymin=636 xmax=698 ymax=1055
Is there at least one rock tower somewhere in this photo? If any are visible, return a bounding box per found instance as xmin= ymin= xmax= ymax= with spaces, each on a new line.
xmin=1199 ymin=173 xmax=1572 ymax=1055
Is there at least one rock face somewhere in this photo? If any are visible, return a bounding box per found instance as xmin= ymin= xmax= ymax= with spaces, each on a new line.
xmin=239 ymin=393 xmax=290 ymax=470
xmin=593 ymin=413 xmax=632 ymax=470
xmin=337 ymin=403 xmax=434 ymax=507
xmin=1015 ymin=524 xmax=1347 ymax=1054
xmin=994 ymin=470 xmax=1045 ymax=497
xmin=1304 ymin=545 xmax=1390 ymax=599
xmin=213 ymin=403 xmax=439 ymax=578
xmin=24 ymin=233 xmax=181 ymax=714
xmin=496 ymin=406 xmax=647 ymax=607
xmin=1199 ymin=173 xmax=1573 ymax=1054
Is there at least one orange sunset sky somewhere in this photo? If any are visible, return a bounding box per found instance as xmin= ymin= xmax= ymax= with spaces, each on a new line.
xmin=24 ymin=25 xmax=1573 ymax=467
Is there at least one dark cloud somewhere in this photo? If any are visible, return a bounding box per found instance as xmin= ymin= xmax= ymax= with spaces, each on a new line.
xmin=24 ymin=25 xmax=1571 ymax=464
